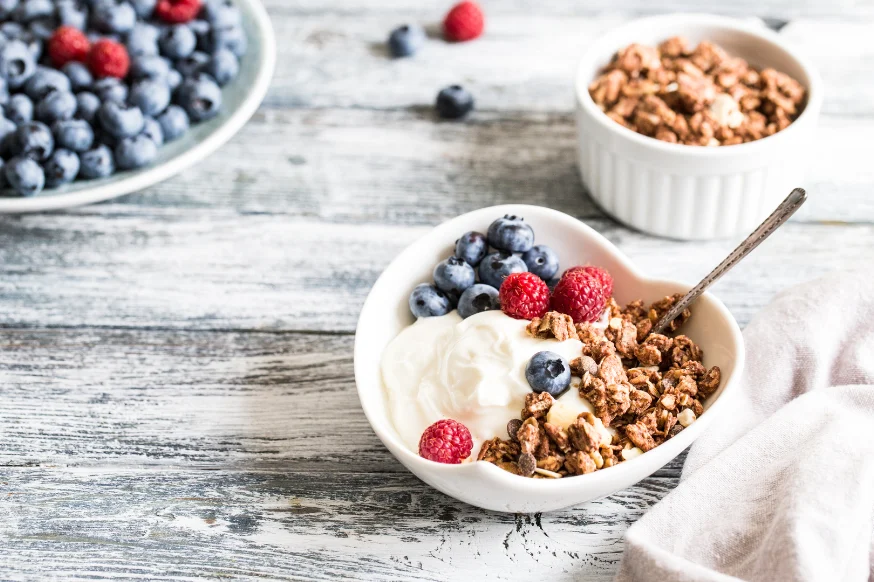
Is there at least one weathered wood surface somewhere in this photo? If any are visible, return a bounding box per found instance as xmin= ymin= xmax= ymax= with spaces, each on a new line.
xmin=2 ymin=0 xmax=874 ymax=579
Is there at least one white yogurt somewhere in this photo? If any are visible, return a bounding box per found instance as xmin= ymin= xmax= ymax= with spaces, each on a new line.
xmin=380 ymin=310 xmax=595 ymax=454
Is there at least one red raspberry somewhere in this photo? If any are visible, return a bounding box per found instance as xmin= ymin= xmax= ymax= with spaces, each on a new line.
xmin=418 ymin=419 xmax=473 ymax=464
xmin=155 ymin=0 xmax=202 ymax=23
xmin=562 ymin=265 xmax=614 ymax=298
xmin=499 ymin=272 xmax=550 ymax=320
xmin=550 ymin=267 xmax=612 ymax=323
xmin=443 ymin=1 xmax=484 ymax=42
xmin=47 ymin=26 xmax=91 ymax=68
xmin=88 ymin=39 xmax=130 ymax=79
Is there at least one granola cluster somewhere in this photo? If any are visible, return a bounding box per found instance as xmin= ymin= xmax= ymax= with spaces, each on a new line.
xmin=477 ymin=295 xmax=721 ymax=478
xmin=588 ymin=36 xmax=807 ymax=146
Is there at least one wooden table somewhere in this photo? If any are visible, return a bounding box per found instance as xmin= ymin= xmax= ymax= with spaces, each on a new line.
xmin=2 ymin=1 xmax=873 ymax=579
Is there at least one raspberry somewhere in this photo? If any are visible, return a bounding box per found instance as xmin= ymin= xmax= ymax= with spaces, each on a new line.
xmin=550 ymin=267 xmax=612 ymax=323
xmin=88 ymin=39 xmax=130 ymax=79
xmin=47 ymin=26 xmax=91 ymax=68
xmin=562 ymin=265 xmax=614 ymax=298
xmin=443 ymin=1 xmax=484 ymax=42
xmin=418 ymin=419 xmax=473 ymax=464
xmin=155 ymin=0 xmax=202 ymax=23
xmin=499 ymin=272 xmax=550 ymax=320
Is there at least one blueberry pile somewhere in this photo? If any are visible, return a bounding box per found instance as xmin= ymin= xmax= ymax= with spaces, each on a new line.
xmin=409 ymin=215 xmax=561 ymax=319
xmin=0 ymin=0 xmax=247 ymax=197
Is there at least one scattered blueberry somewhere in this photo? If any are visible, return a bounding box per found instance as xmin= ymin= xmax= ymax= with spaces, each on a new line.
xmin=53 ymin=118 xmax=93 ymax=151
xmin=435 ymin=85 xmax=474 ymax=119
xmin=525 ymin=351 xmax=572 ymax=397
xmin=159 ymin=24 xmax=196 ymax=59
xmin=141 ymin=115 xmax=163 ymax=145
xmin=176 ymin=73 xmax=222 ymax=121
xmin=61 ymin=61 xmax=93 ymax=92
xmin=36 ymin=90 xmax=76 ymax=124
xmin=487 ymin=214 xmax=535 ymax=253
xmin=387 ymin=24 xmax=425 ymax=58
xmin=13 ymin=120 xmax=52 ymax=160
xmin=75 ymin=91 xmax=100 ymax=123
xmin=206 ymin=48 xmax=238 ymax=86
xmin=522 ymin=245 xmax=559 ymax=281
xmin=409 ymin=283 xmax=453 ymax=318
xmin=4 ymin=155 xmax=44 ymax=195
xmin=97 ymin=100 xmax=144 ymax=138
xmin=454 ymin=231 xmax=488 ymax=267
xmin=78 ymin=143 xmax=114 ymax=178
xmin=478 ymin=251 xmax=527 ymax=289
xmin=433 ymin=256 xmax=476 ymax=295
xmin=0 ymin=40 xmax=37 ymax=90
xmin=457 ymin=284 xmax=500 ymax=319
xmin=128 ymin=78 xmax=169 ymax=116
xmin=42 ymin=147 xmax=78 ymax=187
xmin=114 ymin=133 xmax=156 ymax=169
xmin=156 ymin=104 xmax=188 ymax=142
xmin=5 ymin=93 xmax=33 ymax=125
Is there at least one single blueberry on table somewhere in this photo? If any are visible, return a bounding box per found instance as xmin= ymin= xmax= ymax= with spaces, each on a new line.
xmin=525 ymin=351 xmax=572 ymax=398
xmin=5 ymin=93 xmax=33 ymax=124
xmin=126 ymin=22 xmax=160 ymax=56
xmin=75 ymin=91 xmax=101 ymax=123
xmin=53 ymin=118 xmax=94 ymax=152
xmin=159 ymin=24 xmax=196 ymax=59
xmin=36 ymin=90 xmax=77 ymax=124
xmin=156 ymin=104 xmax=188 ymax=142
xmin=14 ymin=120 xmax=53 ymax=161
xmin=454 ymin=231 xmax=488 ymax=267
xmin=62 ymin=61 xmax=93 ymax=92
xmin=433 ymin=256 xmax=476 ymax=295
xmin=23 ymin=66 xmax=70 ymax=101
xmin=206 ymin=48 xmax=238 ymax=86
xmin=0 ymin=39 xmax=37 ymax=90
xmin=487 ymin=214 xmax=535 ymax=253
xmin=522 ymin=245 xmax=559 ymax=281
xmin=114 ymin=133 xmax=157 ymax=169
xmin=92 ymin=77 xmax=128 ymax=103
xmin=457 ymin=284 xmax=500 ymax=319
xmin=387 ymin=24 xmax=425 ymax=58
xmin=176 ymin=73 xmax=222 ymax=121
xmin=129 ymin=78 xmax=170 ymax=116
xmin=409 ymin=283 xmax=453 ymax=318
xmin=42 ymin=147 xmax=79 ymax=187
xmin=78 ymin=143 xmax=114 ymax=178
xmin=478 ymin=251 xmax=527 ymax=290
xmin=435 ymin=85 xmax=474 ymax=120
xmin=4 ymin=155 xmax=44 ymax=196
xmin=97 ymin=100 xmax=144 ymax=138
xmin=92 ymin=0 xmax=137 ymax=34
xmin=142 ymin=115 xmax=163 ymax=145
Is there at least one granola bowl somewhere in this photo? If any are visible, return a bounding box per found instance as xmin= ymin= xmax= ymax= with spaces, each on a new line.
xmin=575 ymin=13 xmax=822 ymax=240
xmin=354 ymin=205 xmax=744 ymax=513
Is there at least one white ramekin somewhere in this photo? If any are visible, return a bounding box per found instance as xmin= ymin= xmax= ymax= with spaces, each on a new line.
xmin=575 ymin=14 xmax=823 ymax=240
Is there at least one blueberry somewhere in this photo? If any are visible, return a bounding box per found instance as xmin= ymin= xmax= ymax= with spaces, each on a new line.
xmin=165 ymin=68 xmax=182 ymax=91
xmin=525 ymin=351 xmax=571 ymax=397
xmin=0 ymin=0 xmax=19 ymax=19
xmin=53 ymin=118 xmax=94 ymax=151
xmin=43 ymin=148 xmax=79 ymax=187
xmin=208 ymin=23 xmax=246 ymax=58
xmin=129 ymin=54 xmax=171 ymax=80
xmin=91 ymin=0 xmax=136 ymax=34
xmin=36 ymin=90 xmax=77 ymax=123
xmin=387 ymin=24 xmax=425 ymax=58
xmin=174 ymin=51 xmax=208 ymax=77
xmin=409 ymin=283 xmax=452 ymax=318
xmin=457 ymin=284 xmax=500 ymax=319
xmin=129 ymin=0 xmax=155 ymax=18
xmin=129 ymin=78 xmax=169 ymax=116
xmin=0 ymin=40 xmax=36 ymax=90
xmin=75 ymin=91 xmax=100 ymax=123
xmin=28 ymin=17 xmax=57 ymax=40
xmin=176 ymin=73 xmax=221 ymax=121
xmin=5 ymin=93 xmax=32 ymax=124
xmin=0 ymin=78 xmax=8 ymax=107
xmin=13 ymin=0 xmax=52 ymax=22
xmin=0 ymin=22 xmax=23 ymax=39
xmin=159 ymin=24 xmax=196 ymax=59
xmin=436 ymin=85 xmax=474 ymax=119
xmin=24 ymin=66 xmax=71 ymax=101
xmin=114 ymin=133 xmax=156 ymax=169
xmin=433 ymin=256 xmax=476 ymax=295
xmin=522 ymin=245 xmax=559 ymax=281
xmin=141 ymin=115 xmax=163 ymax=145
xmin=202 ymin=0 xmax=239 ymax=28
xmin=20 ymin=30 xmax=42 ymax=60
xmin=56 ymin=0 xmax=88 ymax=29
xmin=4 ymin=156 xmax=44 ymax=196
xmin=78 ymin=143 xmax=114 ymax=178
xmin=0 ymin=116 xmax=16 ymax=142
xmin=206 ymin=48 xmax=238 ymax=86
xmin=454 ymin=231 xmax=488 ymax=267
xmin=92 ymin=77 xmax=128 ymax=102
xmin=97 ymin=100 xmax=144 ymax=138
xmin=14 ymin=120 xmax=53 ymax=161
xmin=487 ymin=215 xmax=535 ymax=253
xmin=125 ymin=22 xmax=159 ymax=56
xmin=478 ymin=251 xmax=527 ymax=289
xmin=156 ymin=104 xmax=188 ymax=141
xmin=62 ymin=61 xmax=93 ymax=92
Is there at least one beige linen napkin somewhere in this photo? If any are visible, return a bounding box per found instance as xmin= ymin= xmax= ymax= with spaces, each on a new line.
xmin=616 ymin=270 xmax=874 ymax=582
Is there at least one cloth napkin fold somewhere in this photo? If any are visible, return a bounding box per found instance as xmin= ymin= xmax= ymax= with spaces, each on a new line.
xmin=615 ymin=270 xmax=874 ymax=582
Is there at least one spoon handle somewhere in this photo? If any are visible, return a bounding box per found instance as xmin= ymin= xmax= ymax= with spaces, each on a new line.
xmin=651 ymin=187 xmax=807 ymax=336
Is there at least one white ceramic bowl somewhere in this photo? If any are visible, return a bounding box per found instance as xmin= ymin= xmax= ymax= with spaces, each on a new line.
xmin=355 ymin=205 xmax=744 ymax=513
xmin=0 ymin=0 xmax=276 ymax=213
xmin=575 ymin=14 xmax=822 ymax=240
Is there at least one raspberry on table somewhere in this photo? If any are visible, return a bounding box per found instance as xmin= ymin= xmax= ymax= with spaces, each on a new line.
xmin=418 ymin=419 xmax=473 ymax=464
xmin=499 ymin=272 xmax=550 ymax=320
xmin=550 ymin=267 xmax=612 ymax=323
xmin=47 ymin=26 xmax=91 ymax=68
xmin=443 ymin=1 xmax=484 ymax=42
xmin=88 ymin=39 xmax=131 ymax=78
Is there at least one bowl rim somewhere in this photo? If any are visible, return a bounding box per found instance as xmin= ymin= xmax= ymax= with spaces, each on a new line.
xmin=354 ymin=204 xmax=746 ymax=495
xmin=574 ymin=12 xmax=823 ymax=158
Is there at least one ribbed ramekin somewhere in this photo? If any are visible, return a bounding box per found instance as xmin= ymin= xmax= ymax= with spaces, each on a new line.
xmin=575 ymin=14 xmax=822 ymax=240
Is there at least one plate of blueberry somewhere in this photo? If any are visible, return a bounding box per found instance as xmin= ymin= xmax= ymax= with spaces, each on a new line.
xmin=0 ymin=0 xmax=275 ymax=212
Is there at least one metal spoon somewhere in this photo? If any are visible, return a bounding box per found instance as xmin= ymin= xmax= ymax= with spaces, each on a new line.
xmin=650 ymin=187 xmax=807 ymax=335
